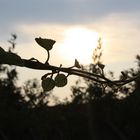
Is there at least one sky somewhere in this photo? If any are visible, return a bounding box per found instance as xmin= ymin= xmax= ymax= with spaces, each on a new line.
xmin=1 ymin=0 xmax=140 ymax=100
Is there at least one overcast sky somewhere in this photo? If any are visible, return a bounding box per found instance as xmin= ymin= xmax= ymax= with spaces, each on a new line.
xmin=1 ymin=0 xmax=140 ymax=31
xmin=1 ymin=0 xmax=140 ymax=100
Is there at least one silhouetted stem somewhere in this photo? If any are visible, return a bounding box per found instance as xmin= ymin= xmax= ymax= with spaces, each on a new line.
xmin=1 ymin=58 xmax=139 ymax=87
xmin=20 ymin=59 xmax=139 ymax=86
xmin=46 ymin=50 xmax=50 ymax=63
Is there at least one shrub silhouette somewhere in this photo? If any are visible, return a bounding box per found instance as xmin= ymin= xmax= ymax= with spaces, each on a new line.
xmin=1 ymin=35 xmax=140 ymax=140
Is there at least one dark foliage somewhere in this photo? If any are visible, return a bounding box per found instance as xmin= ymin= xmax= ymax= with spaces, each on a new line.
xmin=1 ymin=36 xmax=140 ymax=140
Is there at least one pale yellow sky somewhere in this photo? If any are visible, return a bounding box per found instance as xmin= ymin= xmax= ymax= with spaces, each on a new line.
xmin=1 ymin=0 xmax=140 ymax=100
xmin=10 ymin=12 xmax=140 ymax=100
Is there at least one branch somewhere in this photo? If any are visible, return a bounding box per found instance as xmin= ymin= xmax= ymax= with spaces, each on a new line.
xmin=1 ymin=58 xmax=138 ymax=87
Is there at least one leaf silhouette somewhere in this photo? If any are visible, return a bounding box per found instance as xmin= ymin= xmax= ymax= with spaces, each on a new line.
xmin=42 ymin=78 xmax=55 ymax=91
xmin=74 ymin=59 xmax=81 ymax=68
xmin=55 ymin=74 xmax=67 ymax=87
xmin=35 ymin=37 xmax=56 ymax=51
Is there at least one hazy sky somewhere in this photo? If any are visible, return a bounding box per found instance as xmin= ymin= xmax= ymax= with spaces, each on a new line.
xmin=1 ymin=0 xmax=140 ymax=100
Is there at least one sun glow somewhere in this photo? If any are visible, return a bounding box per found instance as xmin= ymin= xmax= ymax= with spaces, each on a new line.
xmin=60 ymin=27 xmax=99 ymax=65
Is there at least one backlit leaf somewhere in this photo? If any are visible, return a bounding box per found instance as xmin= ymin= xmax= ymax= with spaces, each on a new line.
xmin=35 ymin=37 xmax=56 ymax=51
xmin=42 ymin=78 xmax=55 ymax=91
xmin=55 ymin=74 xmax=67 ymax=87
xmin=74 ymin=59 xmax=81 ymax=68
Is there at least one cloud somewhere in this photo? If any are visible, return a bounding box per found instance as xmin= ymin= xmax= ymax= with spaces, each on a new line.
xmin=2 ymin=18 xmax=140 ymax=100
xmin=8 ymin=10 xmax=140 ymax=67
xmin=1 ymin=0 xmax=140 ymax=26
xmin=16 ymin=23 xmax=67 ymax=42
xmin=88 ymin=12 xmax=140 ymax=67
xmin=1 ymin=0 xmax=140 ymax=42
xmin=1 ymin=0 xmax=140 ymax=98
xmin=15 ymin=24 xmax=74 ymax=65
xmin=2 ymin=9 xmax=140 ymax=67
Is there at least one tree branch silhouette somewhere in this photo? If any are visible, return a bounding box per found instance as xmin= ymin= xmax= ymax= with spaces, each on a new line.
xmin=1 ymin=36 xmax=139 ymax=91
xmin=0 ymin=58 xmax=138 ymax=87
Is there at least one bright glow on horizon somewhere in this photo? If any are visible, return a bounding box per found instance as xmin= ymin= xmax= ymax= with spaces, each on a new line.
xmin=59 ymin=27 xmax=99 ymax=65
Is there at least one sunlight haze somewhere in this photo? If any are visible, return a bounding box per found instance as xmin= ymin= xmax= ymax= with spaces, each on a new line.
xmin=0 ymin=0 xmax=140 ymax=99
xmin=60 ymin=27 xmax=99 ymax=65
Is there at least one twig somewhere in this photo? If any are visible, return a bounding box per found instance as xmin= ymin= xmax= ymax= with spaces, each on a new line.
xmin=1 ymin=58 xmax=139 ymax=87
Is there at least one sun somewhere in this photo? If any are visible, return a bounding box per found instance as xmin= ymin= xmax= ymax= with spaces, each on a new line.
xmin=60 ymin=27 xmax=99 ymax=65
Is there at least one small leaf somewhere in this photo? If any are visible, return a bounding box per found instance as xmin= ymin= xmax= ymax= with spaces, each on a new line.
xmin=42 ymin=78 xmax=55 ymax=91
xmin=35 ymin=37 xmax=56 ymax=51
xmin=55 ymin=74 xmax=67 ymax=87
xmin=74 ymin=59 xmax=81 ymax=68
